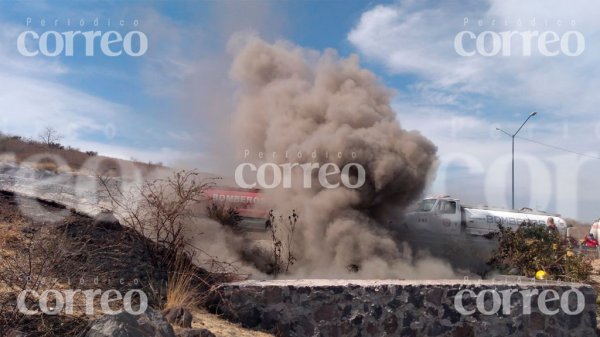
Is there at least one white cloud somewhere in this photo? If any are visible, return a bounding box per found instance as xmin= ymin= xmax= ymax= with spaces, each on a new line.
xmin=0 ymin=21 xmax=121 ymax=139
xmin=0 ymin=22 xmax=68 ymax=77
xmin=0 ymin=19 xmax=199 ymax=167
xmin=349 ymin=0 xmax=600 ymax=117
xmin=0 ymin=72 xmax=126 ymax=138
xmin=349 ymin=1 xmax=600 ymax=221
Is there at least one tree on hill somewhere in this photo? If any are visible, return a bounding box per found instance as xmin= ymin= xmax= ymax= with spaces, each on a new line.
xmin=38 ymin=127 xmax=63 ymax=147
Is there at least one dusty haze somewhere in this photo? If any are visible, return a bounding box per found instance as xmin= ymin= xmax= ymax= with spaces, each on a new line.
xmin=228 ymin=35 xmax=455 ymax=278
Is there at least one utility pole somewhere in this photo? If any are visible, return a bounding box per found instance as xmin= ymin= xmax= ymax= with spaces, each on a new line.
xmin=496 ymin=111 xmax=538 ymax=209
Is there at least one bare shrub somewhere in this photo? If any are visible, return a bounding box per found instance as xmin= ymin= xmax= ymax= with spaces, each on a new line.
xmin=266 ymin=209 xmax=299 ymax=276
xmin=99 ymin=170 xmax=214 ymax=268
xmin=99 ymin=170 xmax=244 ymax=312
xmin=0 ymin=226 xmax=85 ymax=336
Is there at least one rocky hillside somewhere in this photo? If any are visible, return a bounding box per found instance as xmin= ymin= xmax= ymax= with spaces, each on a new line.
xmin=0 ymin=190 xmax=271 ymax=337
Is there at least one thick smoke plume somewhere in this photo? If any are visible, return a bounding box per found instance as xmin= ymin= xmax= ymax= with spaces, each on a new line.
xmin=229 ymin=36 xmax=454 ymax=278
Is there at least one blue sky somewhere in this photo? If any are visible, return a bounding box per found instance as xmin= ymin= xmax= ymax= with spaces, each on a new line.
xmin=0 ymin=0 xmax=599 ymax=221
xmin=0 ymin=0 xmax=383 ymax=155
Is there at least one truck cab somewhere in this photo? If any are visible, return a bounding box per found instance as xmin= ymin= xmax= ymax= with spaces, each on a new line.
xmin=406 ymin=196 xmax=463 ymax=234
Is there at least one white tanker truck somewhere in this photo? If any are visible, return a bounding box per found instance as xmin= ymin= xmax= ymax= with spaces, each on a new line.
xmin=404 ymin=196 xmax=567 ymax=236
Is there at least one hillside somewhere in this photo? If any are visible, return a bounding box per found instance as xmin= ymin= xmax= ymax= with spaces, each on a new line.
xmin=0 ymin=190 xmax=272 ymax=336
xmin=0 ymin=132 xmax=162 ymax=176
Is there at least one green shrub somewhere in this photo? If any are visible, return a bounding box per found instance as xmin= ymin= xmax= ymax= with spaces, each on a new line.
xmin=488 ymin=223 xmax=592 ymax=282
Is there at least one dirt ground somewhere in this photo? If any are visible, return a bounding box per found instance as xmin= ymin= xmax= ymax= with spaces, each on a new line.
xmin=173 ymin=309 xmax=274 ymax=337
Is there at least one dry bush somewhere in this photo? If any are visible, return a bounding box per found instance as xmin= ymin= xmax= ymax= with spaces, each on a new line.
xmin=99 ymin=170 xmax=214 ymax=267
xmin=99 ymin=170 xmax=243 ymax=313
xmin=265 ymin=210 xmax=299 ymax=276
xmin=234 ymin=210 xmax=300 ymax=276
xmin=0 ymin=226 xmax=86 ymax=336
xmin=206 ymin=202 xmax=242 ymax=230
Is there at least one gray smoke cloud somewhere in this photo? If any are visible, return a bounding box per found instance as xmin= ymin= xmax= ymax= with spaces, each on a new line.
xmin=228 ymin=35 xmax=456 ymax=278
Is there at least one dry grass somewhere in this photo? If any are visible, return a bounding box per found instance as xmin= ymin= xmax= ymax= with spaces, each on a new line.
xmin=0 ymin=223 xmax=23 ymax=248
xmin=164 ymin=253 xmax=202 ymax=311
xmin=0 ymin=133 xmax=161 ymax=175
xmin=0 ymin=197 xmax=30 ymax=259
xmin=0 ymin=135 xmax=91 ymax=171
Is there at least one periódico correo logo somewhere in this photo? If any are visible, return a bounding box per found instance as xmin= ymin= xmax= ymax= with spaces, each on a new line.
xmin=16 ymin=17 xmax=148 ymax=57
xmin=17 ymin=288 xmax=148 ymax=316
xmin=454 ymin=30 xmax=585 ymax=57
xmin=454 ymin=287 xmax=585 ymax=316
xmin=454 ymin=17 xmax=585 ymax=57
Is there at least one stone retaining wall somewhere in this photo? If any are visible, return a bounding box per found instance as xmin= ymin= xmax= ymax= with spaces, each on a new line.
xmin=211 ymin=279 xmax=597 ymax=337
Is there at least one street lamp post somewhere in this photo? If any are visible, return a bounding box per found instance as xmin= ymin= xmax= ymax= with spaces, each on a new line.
xmin=496 ymin=112 xmax=538 ymax=210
